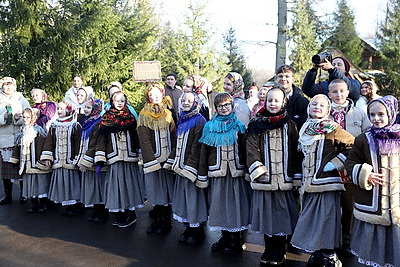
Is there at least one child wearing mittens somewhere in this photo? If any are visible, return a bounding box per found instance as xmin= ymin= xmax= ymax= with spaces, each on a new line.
xmin=10 ymin=108 xmax=51 ymax=213
xmin=164 ymin=92 xmax=208 ymax=244
xmin=76 ymin=98 xmax=109 ymax=222
xmin=137 ymin=83 xmax=176 ymax=235
xmin=246 ymin=88 xmax=302 ymax=265
xmin=291 ymin=94 xmax=354 ymax=267
xmin=345 ymin=95 xmax=400 ymax=267
xmin=198 ymin=92 xmax=251 ymax=255
xmin=94 ymin=92 xmax=143 ymax=228
xmin=40 ymin=101 xmax=82 ymax=215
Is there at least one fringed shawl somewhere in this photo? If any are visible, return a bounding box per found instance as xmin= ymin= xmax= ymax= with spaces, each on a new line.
xmin=199 ymin=112 xmax=246 ymax=147
xmin=138 ymin=96 xmax=173 ymax=131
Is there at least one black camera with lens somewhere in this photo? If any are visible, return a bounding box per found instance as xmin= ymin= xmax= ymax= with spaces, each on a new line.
xmin=311 ymin=52 xmax=332 ymax=65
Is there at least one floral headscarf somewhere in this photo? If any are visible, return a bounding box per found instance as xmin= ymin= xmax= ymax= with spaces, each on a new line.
xmin=176 ymin=92 xmax=206 ymax=136
xmin=82 ymin=98 xmax=103 ymax=140
xmin=367 ymin=95 xmax=400 ymax=155
xmin=100 ymin=92 xmax=136 ymax=134
xmin=225 ymin=72 xmax=245 ymax=99
xmin=298 ymin=94 xmax=338 ymax=149
xmin=56 ymin=101 xmax=76 ymax=123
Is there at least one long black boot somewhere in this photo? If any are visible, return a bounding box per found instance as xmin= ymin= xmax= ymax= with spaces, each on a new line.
xmin=27 ymin=197 xmax=39 ymax=213
xmin=19 ymin=180 xmax=27 ymax=204
xmin=260 ymin=235 xmax=274 ymax=265
xmin=38 ymin=197 xmax=48 ymax=213
xmin=211 ymin=230 xmax=230 ymax=252
xmin=223 ymin=231 xmax=244 ymax=255
xmin=0 ymin=179 xmax=13 ymax=205
xmin=186 ymin=225 xmax=206 ymax=245
xmin=179 ymin=223 xmax=192 ymax=243
xmin=270 ymin=235 xmax=287 ymax=265
xmin=93 ymin=204 xmax=109 ymax=222
xmin=156 ymin=205 xmax=172 ymax=235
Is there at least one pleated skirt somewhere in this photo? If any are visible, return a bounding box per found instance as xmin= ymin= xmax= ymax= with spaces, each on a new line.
xmin=104 ymin=162 xmax=144 ymax=211
xmin=172 ymin=175 xmax=208 ymax=225
xmin=291 ymin=191 xmax=341 ymax=252
xmin=250 ymin=190 xmax=299 ymax=236
xmin=144 ymin=169 xmax=175 ymax=206
xmin=351 ymin=219 xmax=400 ymax=267
xmin=208 ymin=173 xmax=252 ymax=232
xmin=80 ymin=170 xmax=107 ymax=207
xmin=48 ymin=168 xmax=81 ymax=204
xmin=22 ymin=173 xmax=51 ymax=198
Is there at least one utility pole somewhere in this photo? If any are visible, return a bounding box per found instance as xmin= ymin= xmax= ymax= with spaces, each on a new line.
xmin=276 ymin=0 xmax=287 ymax=69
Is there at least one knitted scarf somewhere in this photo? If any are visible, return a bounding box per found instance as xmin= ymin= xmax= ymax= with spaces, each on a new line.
xmin=367 ymin=95 xmax=400 ymax=155
xmin=138 ymin=96 xmax=173 ymax=131
xmin=199 ymin=112 xmax=246 ymax=147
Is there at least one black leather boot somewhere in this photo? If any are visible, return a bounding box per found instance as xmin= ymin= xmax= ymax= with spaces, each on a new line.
xmin=156 ymin=205 xmax=172 ymax=235
xmin=211 ymin=230 xmax=230 ymax=252
xmin=38 ymin=198 xmax=48 ymax=213
xmin=0 ymin=179 xmax=13 ymax=205
xmin=186 ymin=225 xmax=206 ymax=245
xmin=19 ymin=180 xmax=27 ymax=204
xmin=27 ymin=197 xmax=39 ymax=213
xmin=223 ymin=232 xmax=244 ymax=255
xmin=269 ymin=235 xmax=286 ymax=265
xmin=260 ymin=235 xmax=273 ymax=265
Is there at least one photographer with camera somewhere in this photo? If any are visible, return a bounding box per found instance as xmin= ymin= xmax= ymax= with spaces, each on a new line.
xmin=302 ymin=53 xmax=361 ymax=102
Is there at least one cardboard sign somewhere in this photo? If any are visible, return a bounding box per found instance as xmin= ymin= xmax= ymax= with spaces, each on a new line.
xmin=132 ymin=61 xmax=162 ymax=82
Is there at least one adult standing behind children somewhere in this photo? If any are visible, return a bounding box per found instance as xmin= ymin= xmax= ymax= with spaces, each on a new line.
xmin=164 ymin=73 xmax=182 ymax=120
xmin=328 ymin=79 xmax=371 ymax=255
xmin=64 ymin=75 xmax=94 ymax=107
xmin=302 ymin=55 xmax=361 ymax=102
xmin=0 ymin=77 xmax=30 ymax=205
xmin=275 ymin=65 xmax=309 ymax=130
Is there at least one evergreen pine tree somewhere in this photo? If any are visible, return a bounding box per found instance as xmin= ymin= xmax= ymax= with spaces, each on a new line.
xmin=288 ymin=0 xmax=320 ymax=80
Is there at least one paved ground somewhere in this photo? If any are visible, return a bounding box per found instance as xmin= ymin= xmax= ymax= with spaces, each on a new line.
xmin=0 ymin=183 xmax=363 ymax=267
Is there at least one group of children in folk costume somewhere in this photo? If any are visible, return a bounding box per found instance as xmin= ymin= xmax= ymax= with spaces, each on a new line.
xmin=9 ymin=72 xmax=400 ymax=267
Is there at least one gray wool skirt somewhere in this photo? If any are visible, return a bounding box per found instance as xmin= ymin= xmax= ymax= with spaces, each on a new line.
xmin=48 ymin=168 xmax=81 ymax=205
xmin=208 ymin=173 xmax=252 ymax=232
xmin=144 ymin=169 xmax=175 ymax=206
xmin=351 ymin=219 xmax=400 ymax=267
xmin=172 ymin=175 xmax=208 ymax=225
xmin=22 ymin=173 xmax=51 ymax=198
xmin=250 ymin=190 xmax=299 ymax=236
xmin=80 ymin=170 xmax=107 ymax=207
xmin=104 ymin=162 xmax=144 ymax=211
xmin=291 ymin=191 xmax=341 ymax=252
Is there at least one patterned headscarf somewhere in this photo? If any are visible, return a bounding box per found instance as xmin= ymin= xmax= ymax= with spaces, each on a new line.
xmin=82 ymin=98 xmax=103 ymax=140
xmin=298 ymin=94 xmax=338 ymax=149
xmin=100 ymin=92 xmax=136 ymax=134
xmin=225 ymin=72 xmax=245 ymax=99
xmin=22 ymin=107 xmax=39 ymax=127
xmin=176 ymin=92 xmax=206 ymax=136
xmin=367 ymin=95 xmax=400 ymax=155
xmin=56 ymin=101 xmax=76 ymax=123
xmin=248 ymin=88 xmax=289 ymax=135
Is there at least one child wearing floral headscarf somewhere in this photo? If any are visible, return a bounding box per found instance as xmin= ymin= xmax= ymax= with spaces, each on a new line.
xmin=94 ymin=92 xmax=142 ymax=228
xmin=10 ymin=108 xmax=51 ymax=213
xmin=223 ymin=72 xmax=251 ymax=127
xmin=76 ymin=98 xmax=109 ymax=222
xmin=181 ymin=75 xmax=211 ymax=120
xmin=30 ymin=88 xmax=57 ymax=131
xmin=39 ymin=101 xmax=82 ymax=215
xmin=345 ymin=95 xmax=400 ymax=267
xmin=198 ymin=92 xmax=251 ymax=255
xmin=247 ymin=88 xmax=302 ymax=265
xmin=138 ymin=83 xmax=176 ymax=235
xmin=291 ymin=94 xmax=354 ymax=266
xmin=164 ymin=92 xmax=208 ymax=245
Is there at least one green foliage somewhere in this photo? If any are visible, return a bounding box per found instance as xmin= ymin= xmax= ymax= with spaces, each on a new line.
xmin=326 ymin=0 xmax=362 ymax=66
xmin=376 ymin=0 xmax=400 ymax=98
xmin=223 ymin=27 xmax=253 ymax=92
xmin=288 ymin=0 xmax=320 ymax=80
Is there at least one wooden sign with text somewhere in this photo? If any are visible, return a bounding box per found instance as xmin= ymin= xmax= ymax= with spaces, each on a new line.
xmin=132 ymin=61 xmax=162 ymax=82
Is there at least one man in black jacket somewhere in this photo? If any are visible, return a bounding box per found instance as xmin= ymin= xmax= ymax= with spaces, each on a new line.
xmin=275 ymin=65 xmax=309 ymax=130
